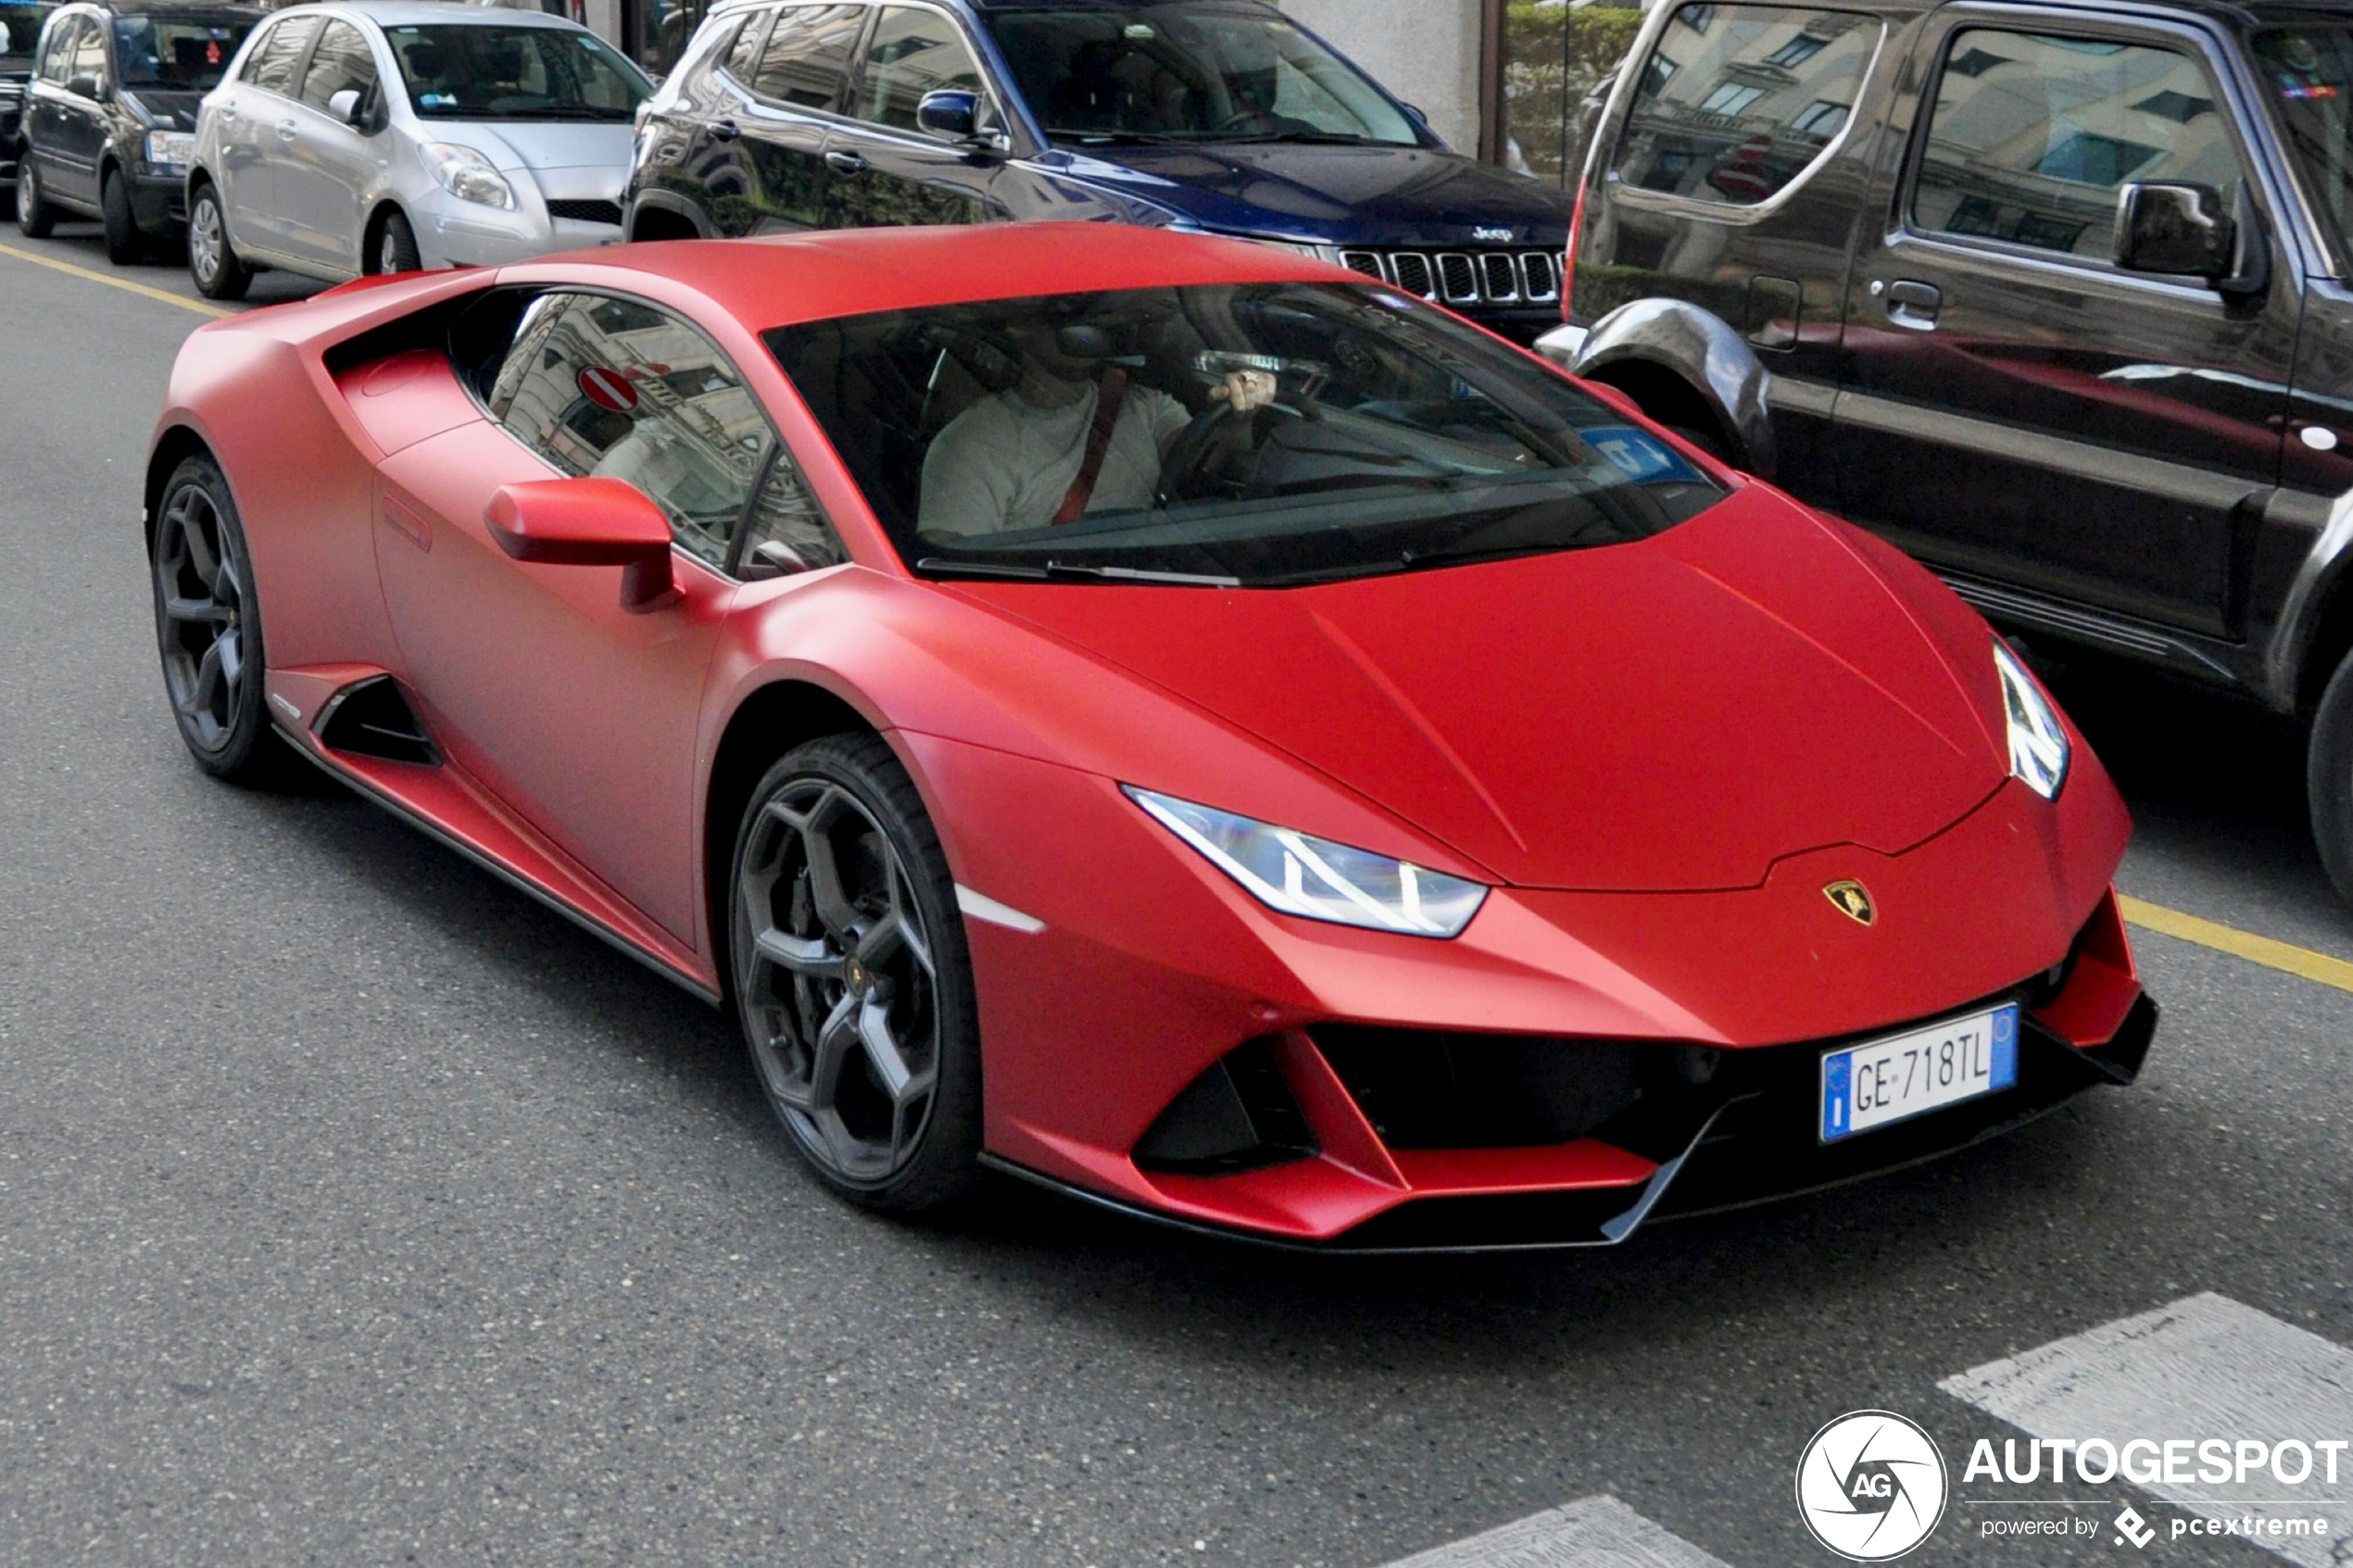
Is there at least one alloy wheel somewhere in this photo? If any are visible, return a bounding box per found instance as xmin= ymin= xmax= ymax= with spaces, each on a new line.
xmin=189 ymin=197 xmax=223 ymax=286
xmin=378 ymin=227 xmax=397 ymax=275
xmin=736 ymin=778 xmax=941 ymax=1185
xmin=154 ymin=479 xmax=246 ymax=753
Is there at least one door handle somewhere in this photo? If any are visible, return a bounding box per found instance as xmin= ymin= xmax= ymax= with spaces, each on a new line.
xmin=1881 ymin=278 xmax=1942 ymax=330
xmin=219 ymin=102 xmax=237 ymax=119
xmin=277 ymin=118 xmax=298 ymax=141
xmin=824 ymin=148 xmax=868 ymax=175
xmin=708 ymin=119 xmax=739 ymax=141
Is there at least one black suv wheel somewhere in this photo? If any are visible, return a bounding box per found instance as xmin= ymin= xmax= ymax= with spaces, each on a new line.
xmin=2309 ymin=647 xmax=2353 ymax=905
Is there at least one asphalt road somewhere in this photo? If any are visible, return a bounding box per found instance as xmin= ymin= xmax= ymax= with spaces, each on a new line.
xmin=3 ymin=221 xmax=2349 ymax=1568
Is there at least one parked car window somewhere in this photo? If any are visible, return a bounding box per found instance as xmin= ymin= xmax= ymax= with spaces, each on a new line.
xmin=487 ymin=294 xmax=777 ymax=571
xmin=239 ymin=13 xmax=317 ymax=95
xmin=2253 ymin=26 xmax=2353 ymax=264
xmin=1913 ymin=31 xmax=2249 ymax=261
xmin=0 ymin=3 xmax=59 ymax=67
xmin=34 ymin=11 xmax=79 ymax=81
xmin=719 ymin=6 xmax=768 ymax=81
xmin=1610 ymin=4 xmax=1879 ymax=207
xmin=848 ymin=6 xmax=982 ymax=132
xmin=297 ymin=18 xmax=377 ymax=111
xmin=110 ymin=12 xmax=250 ymax=88
xmin=749 ymin=3 xmax=862 ymax=110
xmin=739 ymin=448 xmax=849 ymax=572
xmin=384 ymin=23 xmax=647 ymax=120
xmin=765 ymin=281 xmax=1724 ymax=583
xmin=980 ymin=5 xmax=1416 ymax=146
xmin=64 ymin=6 xmax=104 ymax=83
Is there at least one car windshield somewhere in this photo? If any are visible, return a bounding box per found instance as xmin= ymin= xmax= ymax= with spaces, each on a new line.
xmin=2254 ymin=26 xmax=2353 ymax=261
xmin=384 ymin=23 xmax=648 ymax=119
xmin=110 ymin=12 xmax=251 ymax=87
xmin=977 ymin=4 xmax=1418 ymax=147
xmin=0 ymin=2 xmax=57 ymax=66
xmin=765 ymin=282 xmax=1724 ymax=587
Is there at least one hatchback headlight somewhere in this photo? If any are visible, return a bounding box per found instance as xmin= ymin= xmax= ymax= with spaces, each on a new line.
xmin=144 ymin=130 xmax=195 ymax=170
xmin=418 ymin=142 xmax=516 ymax=210
xmin=1125 ymin=786 xmax=1486 ymax=937
xmin=1994 ymin=640 xmax=2070 ymax=800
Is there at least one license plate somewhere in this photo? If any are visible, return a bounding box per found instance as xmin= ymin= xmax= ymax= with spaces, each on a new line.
xmin=1819 ymin=1004 xmax=2019 ymax=1143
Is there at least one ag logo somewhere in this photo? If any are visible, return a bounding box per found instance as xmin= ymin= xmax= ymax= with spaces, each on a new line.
xmin=1823 ymin=879 xmax=1876 ymax=926
xmin=1795 ymin=1410 xmax=1947 ymax=1561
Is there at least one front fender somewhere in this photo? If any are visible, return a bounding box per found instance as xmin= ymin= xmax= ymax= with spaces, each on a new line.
xmin=1567 ymin=297 xmax=1778 ymax=479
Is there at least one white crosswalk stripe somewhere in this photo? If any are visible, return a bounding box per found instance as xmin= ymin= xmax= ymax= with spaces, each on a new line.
xmin=1940 ymin=1292 xmax=2353 ymax=1567
xmin=1379 ymin=1495 xmax=1733 ymax=1568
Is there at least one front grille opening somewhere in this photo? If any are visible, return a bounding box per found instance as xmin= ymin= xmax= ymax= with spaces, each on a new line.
xmin=1520 ymin=252 xmax=1561 ymax=302
xmin=316 ymin=676 xmax=438 ymax=765
xmin=1339 ymin=249 xmax=1386 ymax=280
xmin=1389 ymin=252 xmax=1436 ymax=298
xmin=546 ymin=198 xmax=624 ymax=226
xmin=1479 ymin=252 xmax=1521 ymax=301
xmin=1312 ymin=1025 xmax=1645 ymax=1148
xmin=1437 ymin=253 xmax=1480 ymax=303
xmin=1132 ymin=1036 xmax=1318 ymax=1174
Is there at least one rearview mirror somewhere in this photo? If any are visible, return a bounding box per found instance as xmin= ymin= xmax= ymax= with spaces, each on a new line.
xmin=327 ymin=87 xmax=362 ymax=124
xmin=484 ymin=477 xmax=677 ymax=612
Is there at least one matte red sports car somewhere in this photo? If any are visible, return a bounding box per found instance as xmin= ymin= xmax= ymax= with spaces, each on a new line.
xmin=145 ymin=223 xmax=2155 ymax=1249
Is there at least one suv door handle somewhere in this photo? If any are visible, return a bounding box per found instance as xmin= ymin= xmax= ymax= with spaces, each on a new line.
xmin=1881 ymin=278 xmax=1942 ymax=330
xmin=708 ymin=119 xmax=739 ymax=141
xmin=824 ymin=148 xmax=869 ymax=175
xmin=277 ymin=117 xmax=298 ymax=141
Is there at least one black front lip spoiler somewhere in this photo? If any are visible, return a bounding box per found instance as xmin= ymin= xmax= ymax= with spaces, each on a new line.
xmin=979 ymin=995 xmax=2158 ymax=1256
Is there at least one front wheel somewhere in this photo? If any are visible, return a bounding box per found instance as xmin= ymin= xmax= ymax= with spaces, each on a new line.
xmin=186 ymin=184 xmax=251 ymax=300
xmin=372 ymin=209 xmax=420 ymax=274
xmin=729 ymin=734 xmax=983 ymax=1213
xmin=150 ymin=454 xmax=285 ymax=783
xmin=2309 ymin=647 xmax=2353 ymax=907
xmin=15 ymin=157 xmax=56 ymax=237
xmin=101 ymin=169 xmax=145 ymax=264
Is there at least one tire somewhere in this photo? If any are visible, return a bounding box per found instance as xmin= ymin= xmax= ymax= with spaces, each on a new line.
xmin=149 ymin=453 xmax=287 ymax=784
xmin=186 ymin=183 xmax=251 ymax=301
xmin=15 ymin=157 xmax=56 ymax=238
xmin=372 ymin=209 xmax=420 ymax=274
xmin=2309 ymin=646 xmax=2353 ymax=907
xmin=728 ymin=733 xmax=983 ymax=1213
xmin=101 ymin=169 xmax=145 ymax=264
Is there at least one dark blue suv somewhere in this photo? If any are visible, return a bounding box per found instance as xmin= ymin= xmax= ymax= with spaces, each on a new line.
xmin=623 ymin=0 xmax=1574 ymax=343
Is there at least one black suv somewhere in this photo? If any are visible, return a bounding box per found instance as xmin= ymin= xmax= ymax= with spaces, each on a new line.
xmin=624 ymin=0 xmax=1575 ymax=344
xmin=1552 ymin=0 xmax=2353 ymax=902
xmin=2 ymin=0 xmax=61 ymax=207
xmin=13 ymin=0 xmax=258 ymax=259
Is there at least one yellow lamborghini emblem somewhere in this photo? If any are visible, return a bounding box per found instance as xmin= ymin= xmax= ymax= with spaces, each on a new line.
xmin=1823 ymin=880 xmax=1876 ymax=926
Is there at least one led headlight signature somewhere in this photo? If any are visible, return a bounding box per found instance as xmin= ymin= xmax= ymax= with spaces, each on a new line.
xmin=1125 ymin=786 xmax=1486 ymax=936
xmin=1994 ymin=639 xmax=2070 ymax=800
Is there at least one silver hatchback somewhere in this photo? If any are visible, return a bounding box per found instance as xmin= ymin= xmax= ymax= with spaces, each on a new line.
xmin=184 ymin=0 xmax=648 ymax=298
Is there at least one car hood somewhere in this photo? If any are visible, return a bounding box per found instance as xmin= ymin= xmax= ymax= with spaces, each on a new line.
xmin=949 ymin=487 xmax=2010 ymax=891
xmin=1048 ymin=141 xmax=1572 ymax=248
xmin=125 ymin=86 xmax=207 ymax=129
xmin=425 ymin=119 xmax=635 ymax=173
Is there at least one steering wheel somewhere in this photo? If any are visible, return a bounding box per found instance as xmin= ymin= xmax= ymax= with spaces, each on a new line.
xmin=1158 ymin=400 xmax=1305 ymax=505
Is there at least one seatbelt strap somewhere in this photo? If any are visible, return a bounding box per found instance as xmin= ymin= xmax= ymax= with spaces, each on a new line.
xmin=1050 ymin=368 xmax=1128 ymax=526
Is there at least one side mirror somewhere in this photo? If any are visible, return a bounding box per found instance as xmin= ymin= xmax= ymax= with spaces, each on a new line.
xmin=743 ymin=539 xmax=813 ymax=580
xmin=2115 ymin=181 xmax=2233 ymax=280
xmin=915 ymin=88 xmax=978 ymax=141
xmin=484 ymin=476 xmax=677 ymax=612
xmin=327 ymin=87 xmax=362 ymax=124
xmin=66 ymin=72 xmax=105 ymax=99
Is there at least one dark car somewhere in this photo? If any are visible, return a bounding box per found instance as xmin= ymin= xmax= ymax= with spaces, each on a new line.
xmin=1550 ymin=0 xmax=2353 ymax=905
xmin=14 ymin=0 xmax=260 ymax=259
xmin=2 ymin=0 xmax=63 ymax=206
xmin=623 ymin=0 xmax=1574 ymax=344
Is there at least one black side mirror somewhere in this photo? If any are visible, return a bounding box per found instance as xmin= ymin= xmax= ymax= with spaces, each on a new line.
xmin=915 ymin=88 xmax=978 ymax=141
xmin=2115 ymin=181 xmax=2233 ymax=278
xmin=66 ymin=71 xmax=105 ymax=99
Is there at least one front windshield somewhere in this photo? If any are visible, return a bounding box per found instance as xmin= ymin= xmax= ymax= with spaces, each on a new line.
xmin=384 ymin=23 xmax=648 ymax=119
xmin=978 ymin=4 xmax=1419 ymax=147
xmin=765 ymin=282 xmax=1724 ymax=587
xmin=111 ymin=13 xmax=251 ymax=87
xmin=0 ymin=3 xmax=57 ymax=67
xmin=2255 ymin=27 xmax=2353 ymax=261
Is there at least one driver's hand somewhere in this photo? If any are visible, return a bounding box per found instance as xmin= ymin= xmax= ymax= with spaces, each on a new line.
xmin=1210 ymin=369 xmax=1278 ymax=414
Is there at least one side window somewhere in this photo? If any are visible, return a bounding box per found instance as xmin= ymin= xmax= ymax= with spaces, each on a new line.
xmin=849 ymin=6 xmax=981 ymax=132
xmin=1912 ymin=31 xmax=2250 ymax=261
xmin=749 ymin=2 xmax=863 ymax=109
xmin=67 ymin=11 xmax=104 ymax=83
xmin=240 ymin=14 xmax=318 ymax=94
xmin=487 ymin=294 xmax=780 ymax=571
xmin=740 ymin=450 xmax=849 ymax=571
xmin=38 ymin=16 xmax=81 ymax=82
xmin=297 ymin=19 xmax=377 ymax=112
xmin=1610 ymin=4 xmax=1879 ymax=206
xmin=720 ymin=8 xmax=770 ymax=80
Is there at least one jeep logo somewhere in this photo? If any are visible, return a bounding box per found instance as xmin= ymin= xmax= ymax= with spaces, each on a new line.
xmin=1473 ymin=225 xmax=1516 ymax=244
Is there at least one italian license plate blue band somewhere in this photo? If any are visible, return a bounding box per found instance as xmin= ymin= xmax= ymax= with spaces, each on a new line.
xmin=1819 ymin=1003 xmax=2020 ymax=1143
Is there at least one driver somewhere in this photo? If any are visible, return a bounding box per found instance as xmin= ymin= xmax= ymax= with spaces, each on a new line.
xmin=919 ymin=318 xmax=1276 ymax=537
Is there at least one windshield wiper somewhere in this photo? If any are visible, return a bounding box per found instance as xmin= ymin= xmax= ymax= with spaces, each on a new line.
xmin=914 ymin=558 xmax=1049 ymax=580
xmin=1044 ymin=561 xmax=1240 ymax=586
xmin=1194 ymin=131 xmax=1390 ymax=146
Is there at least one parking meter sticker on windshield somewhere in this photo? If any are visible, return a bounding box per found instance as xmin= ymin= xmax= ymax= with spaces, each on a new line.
xmin=1583 ymin=425 xmax=1705 ymax=485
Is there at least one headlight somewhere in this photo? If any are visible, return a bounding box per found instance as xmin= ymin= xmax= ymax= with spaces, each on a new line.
xmin=144 ymin=130 xmax=195 ymax=169
xmin=1124 ymin=786 xmax=1486 ymax=937
xmin=1994 ymin=640 xmax=2070 ymax=800
xmin=418 ymin=142 xmax=516 ymax=210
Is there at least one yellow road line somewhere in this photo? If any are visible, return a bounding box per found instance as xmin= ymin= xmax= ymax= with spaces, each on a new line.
xmin=0 ymin=240 xmax=230 ymax=318
xmin=2120 ymin=894 xmax=2353 ymax=996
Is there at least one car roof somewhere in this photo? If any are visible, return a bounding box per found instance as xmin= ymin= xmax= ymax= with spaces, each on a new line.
xmin=271 ymin=0 xmax=588 ymax=27
xmin=528 ymin=221 xmax=1344 ymax=333
xmin=57 ymin=0 xmax=267 ymax=17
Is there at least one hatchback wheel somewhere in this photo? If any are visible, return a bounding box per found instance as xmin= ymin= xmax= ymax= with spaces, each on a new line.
xmin=374 ymin=209 xmax=420 ymax=274
xmin=186 ymin=184 xmax=251 ymax=301
xmin=101 ymin=169 xmax=145 ymax=264
xmin=150 ymin=454 xmax=283 ymax=782
xmin=15 ymin=158 xmax=56 ymax=238
xmin=729 ymin=734 xmax=983 ymax=1212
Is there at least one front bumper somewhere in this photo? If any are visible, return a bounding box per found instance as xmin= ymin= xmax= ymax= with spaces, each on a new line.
xmin=419 ymin=196 xmax=620 ymax=270
xmin=129 ymin=169 xmax=187 ymax=232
